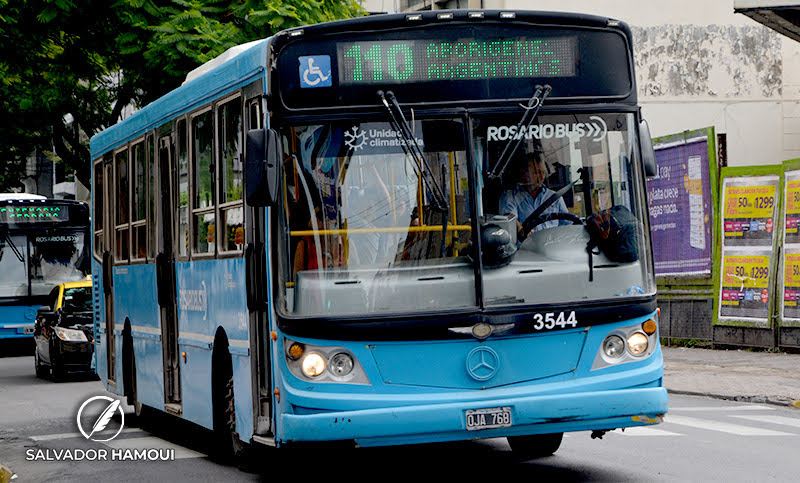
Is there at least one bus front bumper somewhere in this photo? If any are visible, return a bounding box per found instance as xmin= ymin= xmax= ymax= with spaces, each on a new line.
xmin=279 ymin=385 xmax=667 ymax=447
xmin=0 ymin=324 xmax=35 ymax=339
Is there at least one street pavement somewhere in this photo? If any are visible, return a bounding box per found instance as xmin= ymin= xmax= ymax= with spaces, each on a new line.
xmin=662 ymin=346 xmax=800 ymax=407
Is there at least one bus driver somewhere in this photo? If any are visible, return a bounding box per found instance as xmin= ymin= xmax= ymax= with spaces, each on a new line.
xmin=500 ymin=150 xmax=569 ymax=240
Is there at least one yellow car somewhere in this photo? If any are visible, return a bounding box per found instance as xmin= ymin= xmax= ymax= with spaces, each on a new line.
xmin=33 ymin=279 xmax=94 ymax=381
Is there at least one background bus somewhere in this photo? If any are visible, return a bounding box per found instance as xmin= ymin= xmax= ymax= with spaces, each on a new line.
xmin=91 ymin=9 xmax=665 ymax=459
xmin=0 ymin=194 xmax=90 ymax=342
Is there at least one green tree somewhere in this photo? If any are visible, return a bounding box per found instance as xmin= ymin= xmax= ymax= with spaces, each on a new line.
xmin=0 ymin=0 xmax=364 ymax=192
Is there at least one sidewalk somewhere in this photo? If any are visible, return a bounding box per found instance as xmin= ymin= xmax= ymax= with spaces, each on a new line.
xmin=662 ymin=346 xmax=800 ymax=407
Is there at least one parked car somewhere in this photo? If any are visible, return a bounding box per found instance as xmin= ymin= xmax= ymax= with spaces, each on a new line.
xmin=34 ymin=279 xmax=94 ymax=380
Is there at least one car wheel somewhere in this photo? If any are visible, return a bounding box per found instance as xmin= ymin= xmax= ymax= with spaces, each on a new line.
xmin=34 ymin=350 xmax=49 ymax=379
xmin=49 ymin=351 xmax=64 ymax=382
xmin=507 ymin=432 xmax=564 ymax=459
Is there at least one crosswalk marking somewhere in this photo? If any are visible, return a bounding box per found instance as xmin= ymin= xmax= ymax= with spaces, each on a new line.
xmin=665 ymin=415 xmax=794 ymax=436
xmin=669 ymin=405 xmax=775 ymax=412
xmin=102 ymin=436 xmax=204 ymax=460
xmin=614 ymin=426 xmax=682 ymax=436
xmin=732 ymin=414 xmax=800 ymax=429
xmin=31 ymin=428 xmax=143 ymax=441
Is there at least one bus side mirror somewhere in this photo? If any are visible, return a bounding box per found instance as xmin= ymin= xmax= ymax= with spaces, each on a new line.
xmin=639 ymin=120 xmax=657 ymax=178
xmin=245 ymin=128 xmax=281 ymax=207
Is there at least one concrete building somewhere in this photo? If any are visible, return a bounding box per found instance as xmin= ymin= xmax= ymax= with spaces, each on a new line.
xmin=395 ymin=0 xmax=800 ymax=167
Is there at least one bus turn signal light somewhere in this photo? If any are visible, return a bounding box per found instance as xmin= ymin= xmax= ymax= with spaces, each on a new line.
xmin=288 ymin=343 xmax=304 ymax=360
xmin=642 ymin=319 xmax=657 ymax=335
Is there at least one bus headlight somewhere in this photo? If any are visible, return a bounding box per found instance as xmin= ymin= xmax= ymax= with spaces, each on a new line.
xmin=329 ymin=352 xmax=354 ymax=376
xmin=627 ymin=333 xmax=649 ymax=356
xmin=55 ymin=327 xmax=88 ymax=342
xmin=301 ymin=353 xmax=326 ymax=377
xmin=284 ymin=339 xmax=370 ymax=384
xmin=602 ymin=335 xmax=625 ymax=358
xmin=592 ymin=316 xmax=660 ymax=370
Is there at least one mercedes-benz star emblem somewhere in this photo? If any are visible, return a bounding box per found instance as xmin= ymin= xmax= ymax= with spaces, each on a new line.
xmin=466 ymin=346 xmax=500 ymax=381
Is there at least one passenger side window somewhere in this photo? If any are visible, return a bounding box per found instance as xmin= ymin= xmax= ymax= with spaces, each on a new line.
xmin=177 ymin=119 xmax=190 ymax=258
xmin=192 ymin=110 xmax=215 ymax=255
xmin=93 ymin=160 xmax=103 ymax=258
xmin=114 ymin=149 xmax=130 ymax=262
xmin=147 ymin=135 xmax=156 ymax=259
xmin=131 ymin=141 xmax=147 ymax=260
xmin=218 ymin=97 xmax=244 ymax=253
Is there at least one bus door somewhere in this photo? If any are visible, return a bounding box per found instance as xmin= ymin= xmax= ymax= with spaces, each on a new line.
xmin=157 ymin=135 xmax=181 ymax=410
xmin=103 ymin=160 xmax=116 ymax=384
xmin=244 ymin=92 xmax=272 ymax=435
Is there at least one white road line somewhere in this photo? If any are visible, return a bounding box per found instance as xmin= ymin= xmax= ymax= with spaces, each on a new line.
xmin=665 ymin=415 xmax=794 ymax=436
xmin=614 ymin=426 xmax=683 ymax=436
xmin=733 ymin=414 xmax=800 ymax=430
xmin=103 ymin=436 xmax=204 ymax=460
xmin=669 ymin=405 xmax=775 ymax=412
xmin=31 ymin=428 xmax=143 ymax=441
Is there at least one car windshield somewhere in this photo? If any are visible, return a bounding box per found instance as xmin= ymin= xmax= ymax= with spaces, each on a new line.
xmin=278 ymin=118 xmax=475 ymax=317
xmin=28 ymin=231 xmax=89 ymax=296
xmin=0 ymin=234 xmax=28 ymax=297
xmin=474 ymin=112 xmax=655 ymax=306
xmin=61 ymin=286 xmax=92 ymax=312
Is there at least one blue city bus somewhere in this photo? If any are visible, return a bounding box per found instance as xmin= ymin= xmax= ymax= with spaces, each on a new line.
xmin=91 ymin=10 xmax=666 ymax=458
xmin=0 ymin=194 xmax=90 ymax=342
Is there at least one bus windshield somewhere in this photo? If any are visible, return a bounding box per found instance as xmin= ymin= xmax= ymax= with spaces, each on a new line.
xmin=476 ymin=111 xmax=654 ymax=306
xmin=280 ymin=118 xmax=474 ymax=316
xmin=0 ymin=234 xmax=28 ymax=297
xmin=29 ymin=231 xmax=88 ymax=296
xmin=0 ymin=230 xmax=88 ymax=298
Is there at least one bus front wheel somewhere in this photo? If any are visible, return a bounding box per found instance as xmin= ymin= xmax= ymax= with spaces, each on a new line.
xmin=507 ymin=432 xmax=563 ymax=459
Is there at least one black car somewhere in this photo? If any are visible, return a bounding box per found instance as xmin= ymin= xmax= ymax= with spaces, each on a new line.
xmin=34 ymin=280 xmax=95 ymax=380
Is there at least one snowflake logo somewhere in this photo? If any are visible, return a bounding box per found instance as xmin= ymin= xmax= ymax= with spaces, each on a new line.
xmin=344 ymin=125 xmax=367 ymax=151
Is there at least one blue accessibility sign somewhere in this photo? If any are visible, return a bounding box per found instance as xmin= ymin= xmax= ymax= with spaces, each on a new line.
xmin=299 ymin=55 xmax=332 ymax=88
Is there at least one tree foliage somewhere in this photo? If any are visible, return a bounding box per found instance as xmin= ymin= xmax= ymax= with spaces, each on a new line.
xmin=0 ymin=0 xmax=364 ymax=191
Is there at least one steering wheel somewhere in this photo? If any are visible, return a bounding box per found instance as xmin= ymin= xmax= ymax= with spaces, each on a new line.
xmin=519 ymin=212 xmax=583 ymax=242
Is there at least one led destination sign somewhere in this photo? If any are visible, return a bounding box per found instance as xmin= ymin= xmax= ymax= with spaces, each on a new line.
xmin=0 ymin=205 xmax=68 ymax=223
xmin=337 ymin=37 xmax=576 ymax=85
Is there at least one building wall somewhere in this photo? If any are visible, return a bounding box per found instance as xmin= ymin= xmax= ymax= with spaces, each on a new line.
xmin=407 ymin=0 xmax=800 ymax=166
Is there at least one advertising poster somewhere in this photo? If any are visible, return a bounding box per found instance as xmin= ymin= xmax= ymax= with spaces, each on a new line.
xmin=719 ymin=251 xmax=772 ymax=321
xmin=721 ymin=176 xmax=779 ymax=246
xmin=782 ymin=250 xmax=800 ymax=321
xmin=647 ymin=137 xmax=713 ymax=276
xmin=784 ymin=172 xmax=800 ymax=245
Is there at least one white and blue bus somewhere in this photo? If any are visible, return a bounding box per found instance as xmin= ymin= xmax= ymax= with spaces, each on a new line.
xmin=91 ymin=10 xmax=666 ymax=458
xmin=0 ymin=194 xmax=90 ymax=342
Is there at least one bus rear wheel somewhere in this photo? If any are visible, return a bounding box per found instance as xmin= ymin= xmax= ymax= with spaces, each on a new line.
xmin=212 ymin=357 xmax=245 ymax=463
xmin=507 ymin=432 xmax=563 ymax=459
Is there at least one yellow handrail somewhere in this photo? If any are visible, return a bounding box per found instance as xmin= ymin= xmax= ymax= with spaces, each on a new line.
xmin=290 ymin=224 xmax=472 ymax=236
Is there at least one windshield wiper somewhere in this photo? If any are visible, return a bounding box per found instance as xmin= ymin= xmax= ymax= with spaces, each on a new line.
xmin=378 ymin=90 xmax=450 ymax=257
xmin=377 ymin=90 xmax=448 ymax=213
xmin=0 ymin=230 xmax=24 ymax=263
xmin=487 ymin=84 xmax=552 ymax=181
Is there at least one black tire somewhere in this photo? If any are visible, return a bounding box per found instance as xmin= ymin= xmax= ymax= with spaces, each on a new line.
xmin=49 ymin=360 xmax=64 ymax=383
xmin=507 ymin=432 xmax=564 ymax=459
xmin=212 ymin=354 xmax=245 ymax=463
xmin=34 ymin=350 xmax=49 ymax=379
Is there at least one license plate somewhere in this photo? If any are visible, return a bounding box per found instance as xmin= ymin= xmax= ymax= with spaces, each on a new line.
xmin=465 ymin=407 xmax=512 ymax=431
xmin=22 ymin=326 xmax=34 ymax=335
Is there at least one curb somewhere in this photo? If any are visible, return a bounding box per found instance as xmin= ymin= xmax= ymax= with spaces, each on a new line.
xmin=667 ymin=389 xmax=800 ymax=408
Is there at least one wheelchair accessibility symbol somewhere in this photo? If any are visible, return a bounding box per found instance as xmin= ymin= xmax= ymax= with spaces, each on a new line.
xmin=299 ymin=55 xmax=332 ymax=88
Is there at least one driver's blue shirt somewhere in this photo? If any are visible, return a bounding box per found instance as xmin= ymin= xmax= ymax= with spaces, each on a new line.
xmin=499 ymin=185 xmax=570 ymax=234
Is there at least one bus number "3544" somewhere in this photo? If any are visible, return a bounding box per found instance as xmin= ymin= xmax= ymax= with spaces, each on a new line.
xmin=532 ymin=311 xmax=578 ymax=331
